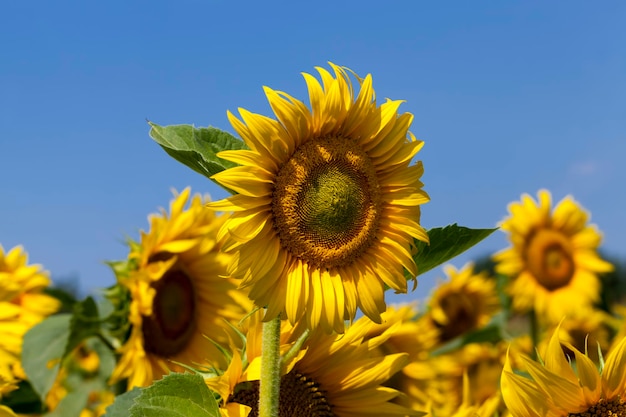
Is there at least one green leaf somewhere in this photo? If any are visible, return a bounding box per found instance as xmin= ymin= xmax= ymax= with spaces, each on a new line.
xmin=103 ymin=388 xmax=142 ymax=417
xmin=22 ymin=314 xmax=72 ymax=401
xmin=148 ymin=122 xmax=247 ymax=187
xmin=413 ymin=224 xmax=497 ymax=277
xmin=122 ymin=373 xmax=220 ymax=417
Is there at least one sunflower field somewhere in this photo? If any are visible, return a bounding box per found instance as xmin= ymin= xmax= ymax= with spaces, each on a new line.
xmin=2 ymin=63 xmax=625 ymax=417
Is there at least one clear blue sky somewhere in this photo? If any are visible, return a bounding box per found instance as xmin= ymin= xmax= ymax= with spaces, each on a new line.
xmin=1 ymin=1 xmax=624 ymax=302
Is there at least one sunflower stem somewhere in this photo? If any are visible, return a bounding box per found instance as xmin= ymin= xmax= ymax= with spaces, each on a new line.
xmin=280 ymin=328 xmax=310 ymax=372
xmin=259 ymin=316 xmax=281 ymax=417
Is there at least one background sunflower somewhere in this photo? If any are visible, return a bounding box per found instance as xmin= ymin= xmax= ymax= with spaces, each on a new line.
xmin=109 ymin=189 xmax=251 ymax=388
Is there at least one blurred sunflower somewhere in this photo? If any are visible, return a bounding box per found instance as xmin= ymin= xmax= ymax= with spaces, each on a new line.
xmin=493 ymin=190 xmax=613 ymax=323
xmin=400 ymin=339 xmax=530 ymax=416
xmin=366 ymin=304 xmax=440 ymax=363
xmin=541 ymin=306 xmax=613 ymax=364
xmin=426 ymin=263 xmax=500 ymax=344
xmin=502 ymin=326 xmax=626 ymax=417
xmin=448 ymin=373 xmax=500 ymax=417
xmin=209 ymin=63 xmax=429 ymax=333
xmin=0 ymin=244 xmax=60 ymax=380
xmin=109 ymin=189 xmax=251 ymax=389
xmin=207 ymin=310 xmax=421 ymax=417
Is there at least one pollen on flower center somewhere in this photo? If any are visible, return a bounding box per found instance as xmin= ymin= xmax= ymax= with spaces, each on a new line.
xmin=525 ymin=229 xmax=575 ymax=291
xmin=568 ymin=397 xmax=626 ymax=416
xmin=229 ymin=371 xmax=334 ymax=417
xmin=272 ymin=137 xmax=381 ymax=269
xmin=141 ymin=268 xmax=197 ymax=356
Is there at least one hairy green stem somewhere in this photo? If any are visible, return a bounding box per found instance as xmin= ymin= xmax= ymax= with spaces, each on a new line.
xmin=280 ymin=328 xmax=310 ymax=372
xmin=259 ymin=316 xmax=281 ymax=417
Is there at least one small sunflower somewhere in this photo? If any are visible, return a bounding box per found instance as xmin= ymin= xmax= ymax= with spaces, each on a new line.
xmin=109 ymin=189 xmax=251 ymax=389
xmin=501 ymin=326 xmax=626 ymax=417
xmin=0 ymin=244 xmax=60 ymax=380
xmin=493 ymin=190 xmax=613 ymax=323
xmin=541 ymin=306 xmax=613 ymax=364
xmin=209 ymin=63 xmax=429 ymax=333
xmin=208 ymin=311 xmax=422 ymax=417
xmin=427 ymin=263 xmax=501 ymax=344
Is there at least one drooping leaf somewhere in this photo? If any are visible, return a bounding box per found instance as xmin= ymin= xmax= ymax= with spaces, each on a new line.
xmin=148 ymin=122 xmax=247 ymax=188
xmin=22 ymin=314 xmax=72 ymax=401
xmin=118 ymin=373 xmax=221 ymax=417
xmin=413 ymin=224 xmax=497 ymax=277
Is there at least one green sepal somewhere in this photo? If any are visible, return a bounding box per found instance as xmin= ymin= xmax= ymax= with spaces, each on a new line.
xmin=104 ymin=373 xmax=220 ymax=417
xmin=413 ymin=224 xmax=498 ymax=277
xmin=148 ymin=122 xmax=247 ymax=188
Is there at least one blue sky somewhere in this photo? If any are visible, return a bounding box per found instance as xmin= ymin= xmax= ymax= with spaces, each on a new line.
xmin=1 ymin=1 xmax=625 ymax=303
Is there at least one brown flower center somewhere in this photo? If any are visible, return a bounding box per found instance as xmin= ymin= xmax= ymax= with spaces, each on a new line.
xmin=435 ymin=292 xmax=478 ymax=342
xmin=525 ymin=229 xmax=575 ymax=291
xmin=569 ymin=397 xmax=626 ymax=416
xmin=141 ymin=266 xmax=197 ymax=357
xmin=272 ymin=137 xmax=381 ymax=269
xmin=229 ymin=371 xmax=333 ymax=417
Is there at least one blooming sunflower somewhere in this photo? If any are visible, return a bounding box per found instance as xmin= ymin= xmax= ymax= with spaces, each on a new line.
xmin=207 ymin=310 xmax=422 ymax=417
xmin=109 ymin=189 xmax=252 ymax=389
xmin=0 ymin=244 xmax=60 ymax=380
xmin=493 ymin=190 xmax=613 ymax=323
xmin=209 ymin=63 xmax=429 ymax=333
xmin=427 ymin=263 xmax=501 ymax=344
xmin=501 ymin=325 xmax=626 ymax=417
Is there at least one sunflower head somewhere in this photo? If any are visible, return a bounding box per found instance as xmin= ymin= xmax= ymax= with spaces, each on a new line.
xmin=208 ymin=310 xmax=423 ymax=417
xmin=427 ymin=263 xmax=501 ymax=344
xmin=502 ymin=325 xmax=626 ymax=417
xmin=493 ymin=190 xmax=613 ymax=323
xmin=209 ymin=63 xmax=429 ymax=333
xmin=109 ymin=189 xmax=251 ymax=389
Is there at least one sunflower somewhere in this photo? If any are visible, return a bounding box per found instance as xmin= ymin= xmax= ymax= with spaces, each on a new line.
xmin=109 ymin=188 xmax=252 ymax=389
xmin=400 ymin=338 xmax=531 ymax=417
xmin=541 ymin=306 xmax=613 ymax=364
xmin=208 ymin=63 xmax=429 ymax=333
xmin=365 ymin=304 xmax=440 ymax=363
xmin=501 ymin=325 xmax=626 ymax=417
xmin=207 ymin=310 xmax=422 ymax=417
xmin=0 ymin=244 xmax=60 ymax=380
xmin=449 ymin=373 xmax=500 ymax=417
xmin=426 ymin=263 xmax=501 ymax=344
xmin=493 ymin=190 xmax=613 ymax=323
